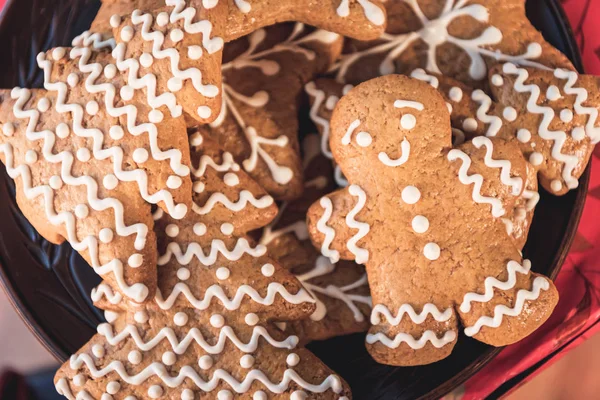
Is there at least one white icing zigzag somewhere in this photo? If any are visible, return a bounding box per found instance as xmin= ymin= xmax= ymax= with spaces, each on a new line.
xmin=158 ymin=238 xmax=266 ymax=266
xmin=192 ymin=191 xmax=274 ymax=215
xmin=472 ymin=136 xmax=523 ymax=195
xmin=370 ymin=303 xmax=453 ymax=325
xmin=317 ymin=197 xmax=341 ymax=263
xmin=472 ymin=89 xmax=503 ymax=137
xmin=366 ymin=330 xmax=457 ymax=350
xmin=346 ymin=185 xmax=370 ymax=264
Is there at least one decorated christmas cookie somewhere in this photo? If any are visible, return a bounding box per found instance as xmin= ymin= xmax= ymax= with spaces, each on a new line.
xmin=261 ymin=134 xmax=371 ymax=344
xmin=329 ymin=0 xmax=573 ymax=87
xmin=55 ymin=134 xmax=352 ymax=399
xmin=192 ymin=23 xmax=342 ymax=200
xmin=306 ymin=75 xmax=558 ymax=366
xmin=0 ymin=45 xmax=196 ymax=304
xmin=89 ymin=0 xmax=387 ymax=44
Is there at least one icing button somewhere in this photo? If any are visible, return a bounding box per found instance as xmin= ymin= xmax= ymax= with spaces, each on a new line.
xmin=148 ymin=385 xmax=163 ymax=399
xmin=167 ymin=77 xmax=183 ymax=92
xmin=181 ymin=389 xmax=194 ymax=400
xmin=56 ymin=123 xmax=70 ymax=138
xmin=240 ymin=354 xmax=254 ymax=369
xmin=148 ymin=109 xmax=163 ymax=123
xmin=128 ymin=254 xmax=143 ymax=268
xmin=174 ymin=311 xmax=188 ymax=327
xmin=37 ymin=98 xmax=50 ymax=112
xmin=120 ymin=85 xmax=134 ymax=101
xmin=140 ymin=53 xmax=154 ymax=68
xmin=109 ymin=15 xmax=121 ymax=28
xmin=49 ymin=175 xmax=63 ymax=190
xmin=215 ymin=267 xmax=230 ymax=280
xmin=217 ymin=390 xmax=233 ymax=400
xmin=156 ymin=12 xmax=169 ymax=27
xmin=551 ymin=179 xmax=563 ymax=192
xmin=73 ymin=374 xmax=86 ymax=387
xmin=192 ymin=181 xmax=205 ymax=193
xmin=104 ymin=64 xmax=117 ymax=79
xmin=74 ymin=204 xmax=89 ymax=219
xmin=210 ymin=314 xmax=225 ymax=328
xmin=162 ymin=351 xmax=176 ymax=366
xmin=193 ymin=223 xmax=206 ymax=236
xmin=170 ymin=28 xmax=184 ymax=43
xmin=25 ymin=150 xmax=38 ymax=164
xmin=197 ymin=106 xmax=212 ymax=119
xmin=261 ymin=263 xmax=275 ymax=277
xmin=424 ymin=242 xmax=441 ymax=261
xmin=120 ymin=26 xmax=134 ymax=42
xmin=401 ymin=185 xmax=421 ymax=204
xmin=76 ymin=148 xmax=91 ymax=162
xmin=132 ymin=148 xmax=149 ymax=164
xmin=516 ymin=129 xmax=531 ymax=143
xmin=128 ymin=350 xmax=142 ymax=364
xmin=106 ymin=381 xmax=120 ymax=395
xmin=286 ymin=353 xmax=300 ymax=367
xmin=167 ymin=176 xmax=182 ymax=189
xmin=67 ymin=73 xmax=79 ymax=88
xmin=177 ymin=267 xmax=190 ymax=280
xmin=188 ymin=45 xmax=203 ymax=60
xmin=165 ymin=224 xmax=180 ymax=238
xmin=198 ymin=355 xmax=213 ymax=370
xmin=108 ymin=126 xmax=124 ymax=140
xmin=103 ymin=174 xmax=119 ymax=190
xmin=253 ymin=392 xmax=267 ymax=400
xmin=290 ymin=391 xmax=308 ymax=400
xmin=99 ymin=228 xmax=114 ymax=244
xmin=220 ymin=223 xmax=234 ymax=235
xmin=2 ymin=122 xmax=15 ymax=136
xmin=462 ymin=118 xmax=478 ymax=132
xmin=245 ymin=313 xmax=259 ymax=326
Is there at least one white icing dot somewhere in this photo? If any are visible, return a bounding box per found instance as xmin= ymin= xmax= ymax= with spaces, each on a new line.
xmin=356 ymin=131 xmax=372 ymax=147
xmin=502 ymin=106 xmax=517 ymax=122
xmin=25 ymin=150 xmax=38 ymax=164
xmin=220 ymin=223 xmax=234 ymax=235
xmin=128 ymin=253 xmax=143 ymax=268
xmin=120 ymin=26 xmax=134 ymax=42
xmin=411 ymin=215 xmax=429 ymax=233
xmin=140 ymin=53 xmax=154 ymax=68
xmin=400 ymin=114 xmax=416 ymax=130
xmin=167 ymin=77 xmax=184 ymax=92
xmin=193 ymin=181 xmax=205 ymax=193
xmin=193 ymin=223 xmax=206 ymax=236
xmin=148 ymin=385 xmax=163 ymax=399
xmin=240 ymin=354 xmax=254 ymax=369
xmin=261 ymin=263 xmax=274 ymax=277
xmin=188 ymin=45 xmax=203 ymax=60
xmin=132 ymin=148 xmax=149 ymax=163
xmin=170 ymin=29 xmax=184 ymax=42
xmin=37 ymin=98 xmax=50 ymax=112
xmin=162 ymin=351 xmax=176 ymax=366
xmin=491 ymin=74 xmax=504 ymax=86
xmin=560 ymin=109 xmax=573 ymax=123
xmin=181 ymin=389 xmax=194 ymax=400
xmin=286 ymin=353 xmax=300 ymax=367
xmin=134 ymin=311 xmax=148 ymax=323
xmin=446 ymin=102 xmax=453 ymax=114
xmin=99 ymin=228 xmax=114 ymax=244
xmin=245 ymin=313 xmax=259 ymax=326
xmin=2 ymin=122 xmax=15 ymax=136
xmin=52 ymin=47 xmax=66 ymax=60
xmin=55 ymin=123 xmax=70 ymax=138
xmin=67 ymin=73 xmax=80 ymax=88
xmin=177 ymin=268 xmax=190 ymax=280
xmin=76 ymin=148 xmax=91 ymax=162
xmin=128 ymin=350 xmax=142 ymax=364
xmin=75 ymin=204 xmax=89 ymax=219
xmin=401 ymin=186 xmax=421 ymax=204
xmin=109 ymin=14 xmax=121 ymax=28
xmin=49 ymin=175 xmax=63 ymax=190
xmin=572 ymin=126 xmax=586 ymax=141
xmin=529 ymin=152 xmax=543 ymax=166
xmin=253 ymin=392 xmax=267 ymax=400
xmin=85 ymin=101 xmax=98 ymax=116
xmin=210 ymin=314 xmax=224 ymax=328
xmin=517 ymin=129 xmax=531 ymax=143
xmin=290 ymin=391 xmax=308 ymax=400
xmin=448 ymin=87 xmax=463 ymax=102
xmin=551 ymin=180 xmax=563 ymax=192
xmin=167 ymin=175 xmax=182 ymax=189
xmin=148 ymin=109 xmax=164 ymax=123
xmin=174 ymin=311 xmax=188 ymax=326
xmin=109 ymin=125 xmax=124 ymax=140
xmin=120 ymin=85 xmax=134 ymax=101
xmin=190 ymin=132 xmax=203 ymax=147
xmin=217 ymin=390 xmax=233 ymax=400
xmin=462 ymin=118 xmax=478 ymax=132
xmin=103 ymin=174 xmax=118 ymax=190
xmin=423 ymin=242 xmax=441 ymax=261
xmin=198 ymin=355 xmax=213 ymax=370
xmin=92 ymin=344 xmax=105 ymax=358
xmin=73 ymin=374 xmax=86 ymax=387
xmin=223 ymin=172 xmax=239 ymax=186
xmin=216 ymin=267 xmax=231 ymax=280
xmin=156 ymin=12 xmax=169 ymax=27
xmin=197 ymin=106 xmax=212 ymax=119
xmin=546 ymin=85 xmax=561 ymax=101
xmin=104 ymin=64 xmax=117 ymax=79
xmin=106 ymin=381 xmax=120 ymax=394
xmin=165 ymin=224 xmax=180 ymax=238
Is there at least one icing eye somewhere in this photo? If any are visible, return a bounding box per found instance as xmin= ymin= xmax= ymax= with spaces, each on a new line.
xmin=355 ymin=131 xmax=372 ymax=147
xmin=400 ymin=114 xmax=416 ymax=130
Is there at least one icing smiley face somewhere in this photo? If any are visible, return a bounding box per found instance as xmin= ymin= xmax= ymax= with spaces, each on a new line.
xmin=307 ymin=75 xmax=558 ymax=366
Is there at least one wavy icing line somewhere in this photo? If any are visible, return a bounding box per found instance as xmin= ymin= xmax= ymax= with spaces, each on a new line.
xmin=472 ymin=89 xmax=503 ymax=137
xmin=370 ymin=303 xmax=453 ymax=325
xmin=472 ymin=136 xmax=523 ymax=195
xmin=366 ymin=330 xmax=457 ymax=350
xmin=346 ymin=185 xmax=370 ymax=264
xmin=464 ymin=276 xmax=550 ymax=336
xmin=502 ymin=63 xmax=581 ymax=190
xmin=192 ymin=190 xmax=274 ymax=215
xmin=447 ymin=148 xmax=506 ymax=218
xmin=317 ymin=197 xmax=341 ymax=263
xmin=72 ymin=31 xmax=116 ymax=50
xmin=158 ymin=238 xmax=266 ymax=266
xmin=460 ymin=259 xmax=532 ymax=313
xmin=91 ymin=283 xmax=123 ymax=305
xmin=336 ymin=0 xmax=386 ymax=26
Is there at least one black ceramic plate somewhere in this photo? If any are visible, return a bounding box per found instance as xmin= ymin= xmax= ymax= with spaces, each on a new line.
xmin=0 ymin=0 xmax=588 ymax=399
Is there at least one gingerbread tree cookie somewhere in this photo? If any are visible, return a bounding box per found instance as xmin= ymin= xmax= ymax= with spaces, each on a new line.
xmin=88 ymin=0 xmax=387 ymax=44
xmin=55 ymin=134 xmax=352 ymax=399
xmin=192 ymin=23 xmax=342 ymax=200
xmin=260 ymin=134 xmax=371 ymax=344
xmin=306 ymin=75 xmax=558 ymax=366
xmin=0 ymin=42 xmax=198 ymax=303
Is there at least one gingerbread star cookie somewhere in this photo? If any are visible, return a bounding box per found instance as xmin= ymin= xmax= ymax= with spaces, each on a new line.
xmin=191 ymin=23 xmax=342 ymax=200
xmin=55 ymin=134 xmax=352 ymax=399
xmin=307 ymin=75 xmax=558 ymax=366
xmin=260 ymin=134 xmax=371 ymax=344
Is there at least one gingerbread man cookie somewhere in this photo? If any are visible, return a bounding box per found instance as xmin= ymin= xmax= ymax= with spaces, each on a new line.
xmin=55 ymin=134 xmax=352 ymax=399
xmin=307 ymin=75 xmax=558 ymax=366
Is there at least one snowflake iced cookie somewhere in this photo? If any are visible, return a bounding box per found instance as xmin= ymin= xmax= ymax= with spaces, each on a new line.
xmin=410 ymin=64 xmax=600 ymax=196
xmin=306 ymin=75 xmax=558 ymax=366
xmin=54 ymin=134 xmax=352 ymax=400
xmin=260 ymin=134 xmax=371 ymax=343
xmin=89 ymin=0 xmax=387 ymax=44
xmin=327 ymin=0 xmax=573 ymax=87
xmin=0 ymin=47 xmax=195 ymax=304
xmin=192 ymin=23 xmax=342 ymax=201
